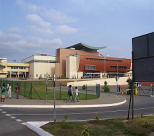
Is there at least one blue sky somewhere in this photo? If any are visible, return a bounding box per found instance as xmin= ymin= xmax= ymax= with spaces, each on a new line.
xmin=0 ymin=0 xmax=154 ymax=62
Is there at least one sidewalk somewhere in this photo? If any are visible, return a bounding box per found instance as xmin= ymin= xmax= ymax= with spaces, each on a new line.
xmin=0 ymin=92 xmax=126 ymax=108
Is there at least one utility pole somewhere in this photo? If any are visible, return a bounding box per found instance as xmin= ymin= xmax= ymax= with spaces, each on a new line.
xmin=53 ymin=74 xmax=56 ymax=122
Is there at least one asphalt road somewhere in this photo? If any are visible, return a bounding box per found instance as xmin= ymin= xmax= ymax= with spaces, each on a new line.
xmin=1 ymin=86 xmax=154 ymax=136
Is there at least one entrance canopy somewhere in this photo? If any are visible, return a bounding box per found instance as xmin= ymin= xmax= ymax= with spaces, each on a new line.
xmin=65 ymin=43 xmax=106 ymax=52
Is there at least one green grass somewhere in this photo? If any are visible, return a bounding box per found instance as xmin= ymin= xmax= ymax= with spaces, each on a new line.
xmin=41 ymin=116 xmax=154 ymax=136
xmin=0 ymin=80 xmax=98 ymax=100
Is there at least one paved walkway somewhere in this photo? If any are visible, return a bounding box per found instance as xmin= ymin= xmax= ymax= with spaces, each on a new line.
xmin=0 ymin=92 xmax=126 ymax=108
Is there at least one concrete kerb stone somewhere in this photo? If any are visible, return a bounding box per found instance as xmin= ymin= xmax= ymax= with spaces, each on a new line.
xmin=0 ymin=99 xmax=126 ymax=108
xmin=26 ymin=121 xmax=52 ymax=136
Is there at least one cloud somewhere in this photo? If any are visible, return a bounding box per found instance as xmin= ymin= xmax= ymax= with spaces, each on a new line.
xmin=26 ymin=14 xmax=51 ymax=29
xmin=16 ymin=0 xmax=40 ymax=12
xmin=0 ymin=31 xmax=22 ymax=42
xmin=27 ymin=26 xmax=53 ymax=37
xmin=0 ymin=31 xmax=62 ymax=60
xmin=25 ymin=15 xmax=78 ymax=36
xmin=43 ymin=8 xmax=78 ymax=24
xmin=17 ymin=0 xmax=78 ymax=24
xmin=55 ymin=25 xmax=78 ymax=36
xmin=8 ymin=27 xmax=21 ymax=34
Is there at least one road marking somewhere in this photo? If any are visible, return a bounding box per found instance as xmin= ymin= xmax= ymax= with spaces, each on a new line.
xmin=6 ymin=114 xmax=11 ymax=116
xmin=22 ymin=122 xmax=26 ymax=125
xmin=16 ymin=119 xmax=22 ymax=122
xmin=9 ymin=106 xmax=154 ymax=116
xmin=2 ymin=111 xmax=6 ymax=113
xmin=11 ymin=116 xmax=16 ymax=119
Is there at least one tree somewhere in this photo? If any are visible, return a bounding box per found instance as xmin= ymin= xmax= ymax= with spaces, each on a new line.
xmin=126 ymin=78 xmax=136 ymax=95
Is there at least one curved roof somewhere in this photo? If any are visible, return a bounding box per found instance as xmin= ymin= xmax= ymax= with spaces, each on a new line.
xmin=65 ymin=43 xmax=106 ymax=52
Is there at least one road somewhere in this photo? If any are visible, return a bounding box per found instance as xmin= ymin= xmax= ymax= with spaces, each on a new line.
xmin=1 ymin=86 xmax=154 ymax=136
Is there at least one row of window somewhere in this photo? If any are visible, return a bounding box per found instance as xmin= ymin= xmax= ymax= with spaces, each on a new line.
xmin=36 ymin=74 xmax=50 ymax=78
xmin=86 ymin=58 xmax=122 ymax=62
xmin=11 ymin=67 xmax=26 ymax=69
xmin=26 ymin=60 xmax=56 ymax=63
xmin=110 ymin=66 xmax=127 ymax=69
xmin=85 ymin=65 xmax=96 ymax=70
xmin=0 ymin=65 xmax=6 ymax=69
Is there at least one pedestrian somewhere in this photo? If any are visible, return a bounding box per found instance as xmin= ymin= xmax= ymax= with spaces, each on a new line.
xmin=74 ymin=87 xmax=79 ymax=102
xmin=65 ymin=85 xmax=73 ymax=103
xmin=15 ymin=83 xmax=20 ymax=99
xmin=118 ymin=85 xmax=121 ymax=92
xmin=7 ymin=83 xmax=11 ymax=99
xmin=1 ymin=83 xmax=6 ymax=102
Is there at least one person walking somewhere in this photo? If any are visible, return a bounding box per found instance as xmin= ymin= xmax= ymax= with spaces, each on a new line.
xmin=74 ymin=86 xmax=79 ymax=102
xmin=118 ymin=85 xmax=121 ymax=92
xmin=7 ymin=83 xmax=11 ymax=99
xmin=1 ymin=83 xmax=6 ymax=102
xmin=15 ymin=83 xmax=20 ymax=99
xmin=66 ymin=85 xmax=73 ymax=103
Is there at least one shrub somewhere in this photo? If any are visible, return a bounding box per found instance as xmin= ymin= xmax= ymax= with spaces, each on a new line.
xmin=64 ymin=114 xmax=69 ymax=121
xmin=103 ymin=81 xmax=110 ymax=92
xmin=81 ymin=125 xmax=90 ymax=136
xmin=93 ymin=113 xmax=100 ymax=121
xmin=82 ymin=85 xmax=87 ymax=90
xmin=142 ymin=121 xmax=149 ymax=128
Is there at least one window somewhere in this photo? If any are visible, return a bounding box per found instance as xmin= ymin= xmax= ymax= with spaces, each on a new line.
xmin=36 ymin=74 xmax=38 ymax=77
xmin=85 ymin=65 xmax=95 ymax=70
xmin=110 ymin=66 xmax=127 ymax=69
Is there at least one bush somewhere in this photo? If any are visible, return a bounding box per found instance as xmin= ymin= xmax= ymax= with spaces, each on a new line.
xmin=82 ymin=85 xmax=87 ymax=90
xmin=93 ymin=113 xmax=100 ymax=121
xmin=64 ymin=114 xmax=69 ymax=122
xmin=103 ymin=81 xmax=110 ymax=92
xmin=81 ymin=125 xmax=90 ymax=136
xmin=142 ymin=121 xmax=149 ymax=128
xmin=103 ymin=86 xmax=110 ymax=92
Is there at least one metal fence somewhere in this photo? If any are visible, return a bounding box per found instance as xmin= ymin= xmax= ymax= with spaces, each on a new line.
xmin=0 ymin=79 xmax=100 ymax=100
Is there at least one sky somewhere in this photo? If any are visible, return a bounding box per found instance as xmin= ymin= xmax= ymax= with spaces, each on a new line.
xmin=0 ymin=0 xmax=154 ymax=62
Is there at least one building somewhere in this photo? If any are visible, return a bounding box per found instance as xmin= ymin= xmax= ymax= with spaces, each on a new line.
xmin=21 ymin=53 xmax=56 ymax=79
xmin=0 ymin=58 xmax=7 ymax=62
xmin=55 ymin=43 xmax=131 ymax=79
xmin=0 ymin=61 xmax=29 ymax=78
xmin=0 ymin=43 xmax=131 ymax=79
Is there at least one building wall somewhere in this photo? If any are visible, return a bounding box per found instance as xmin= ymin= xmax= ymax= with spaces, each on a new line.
xmin=29 ymin=63 xmax=55 ymax=79
xmin=0 ymin=58 xmax=7 ymax=62
xmin=67 ymin=76 xmax=132 ymax=86
xmin=55 ymin=48 xmax=99 ymax=77
xmin=0 ymin=62 xmax=29 ymax=78
xmin=78 ymin=55 xmax=131 ymax=73
xmin=66 ymin=55 xmax=79 ymax=78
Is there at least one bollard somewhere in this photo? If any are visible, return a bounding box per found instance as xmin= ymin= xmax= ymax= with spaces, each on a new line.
xmin=134 ymin=88 xmax=137 ymax=95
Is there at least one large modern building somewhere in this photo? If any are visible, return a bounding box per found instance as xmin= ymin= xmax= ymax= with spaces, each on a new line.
xmin=0 ymin=43 xmax=131 ymax=79
xmin=55 ymin=43 xmax=131 ymax=79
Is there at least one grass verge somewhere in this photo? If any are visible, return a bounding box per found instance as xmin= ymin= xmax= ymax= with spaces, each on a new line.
xmin=41 ymin=115 xmax=154 ymax=136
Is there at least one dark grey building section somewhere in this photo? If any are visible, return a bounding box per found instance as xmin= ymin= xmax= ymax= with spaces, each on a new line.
xmin=132 ymin=32 xmax=154 ymax=82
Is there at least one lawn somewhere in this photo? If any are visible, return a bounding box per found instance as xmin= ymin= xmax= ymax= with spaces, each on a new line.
xmin=1 ymin=80 xmax=98 ymax=100
xmin=41 ymin=115 xmax=154 ymax=136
